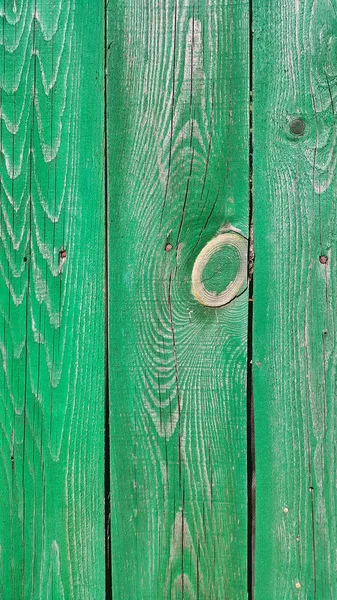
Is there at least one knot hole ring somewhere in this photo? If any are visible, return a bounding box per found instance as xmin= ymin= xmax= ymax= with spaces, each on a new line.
xmin=191 ymin=231 xmax=248 ymax=307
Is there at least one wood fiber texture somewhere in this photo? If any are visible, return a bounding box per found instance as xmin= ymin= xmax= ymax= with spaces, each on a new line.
xmin=0 ymin=1 xmax=105 ymax=597
xmin=107 ymin=0 xmax=249 ymax=598
xmin=253 ymin=0 xmax=337 ymax=597
xmin=6 ymin=0 xmax=335 ymax=597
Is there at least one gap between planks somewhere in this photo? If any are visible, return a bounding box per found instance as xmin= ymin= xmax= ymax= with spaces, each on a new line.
xmin=247 ymin=0 xmax=256 ymax=596
xmin=104 ymin=0 xmax=113 ymax=596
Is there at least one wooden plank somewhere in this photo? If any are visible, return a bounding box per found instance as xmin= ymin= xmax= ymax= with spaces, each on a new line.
xmin=107 ymin=0 xmax=249 ymax=597
xmin=0 ymin=1 xmax=105 ymax=597
xmin=253 ymin=1 xmax=337 ymax=597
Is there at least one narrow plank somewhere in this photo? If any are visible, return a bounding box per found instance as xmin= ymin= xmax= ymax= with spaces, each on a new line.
xmin=107 ymin=0 xmax=249 ymax=597
xmin=253 ymin=0 xmax=337 ymax=597
xmin=0 ymin=1 xmax=105 ymax=597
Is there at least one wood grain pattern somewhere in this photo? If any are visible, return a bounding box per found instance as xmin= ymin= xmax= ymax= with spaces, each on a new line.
xmin=107 ymin=0 xmax=249 ymax=597
xmin=253 ymin=0 xmax=337 ymax=597
xmin=0 ymin=1 xmax=105 ymax=597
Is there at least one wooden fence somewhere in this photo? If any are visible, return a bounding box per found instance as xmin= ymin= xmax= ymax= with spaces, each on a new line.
xmin=0 ymin=0 xmax=335 ymax=598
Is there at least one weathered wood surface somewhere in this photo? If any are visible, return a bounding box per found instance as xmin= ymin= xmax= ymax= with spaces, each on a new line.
xmin=107 ymin=0 xmax=249 ymax=597
xmin=253 ymin=0 xmax=337 ymax=597
xmin=0 ymin=1 xmax=105 ymax=597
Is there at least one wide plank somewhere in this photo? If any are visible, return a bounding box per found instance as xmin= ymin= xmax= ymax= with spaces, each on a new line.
xmin=253 ymin=0 xmax=337 ymax=597
xmin=107 ymin=0 xmax=250 ymax=597
xmin=0 ymin=1 xmax=105 ymax=597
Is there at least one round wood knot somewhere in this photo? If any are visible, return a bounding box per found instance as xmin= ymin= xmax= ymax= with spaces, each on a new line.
xmin=191 ymin=230 xmax=247 ymax=307
xmin=289 ymin=118 xmax=305 ymax=136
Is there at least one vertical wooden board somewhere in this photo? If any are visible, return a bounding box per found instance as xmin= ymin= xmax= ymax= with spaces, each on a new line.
xmin=0 ymin=1 xmax=105 ymax=597
xmin=254 ymin=1 xmax=337 ymax=597
xmin=107 ymin=0 xmax=249 ymax=598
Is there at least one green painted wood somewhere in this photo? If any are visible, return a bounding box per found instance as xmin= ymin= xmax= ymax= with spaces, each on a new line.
xmin=253 ymin=1 xmax=337 ymax=597
xmin=107 ymin=1 xmax=249 ymax=597
xmin=0 ymin=1 xmax=105 ymax=597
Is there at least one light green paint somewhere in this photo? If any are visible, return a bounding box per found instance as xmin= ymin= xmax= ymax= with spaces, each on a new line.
xmin=107 ymin=0 xmax=249 ymax=597
xmin=253 ymin=0 xmax=337 ymax=597
xmin=0 ymin=1 xmax=105 ymax=598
